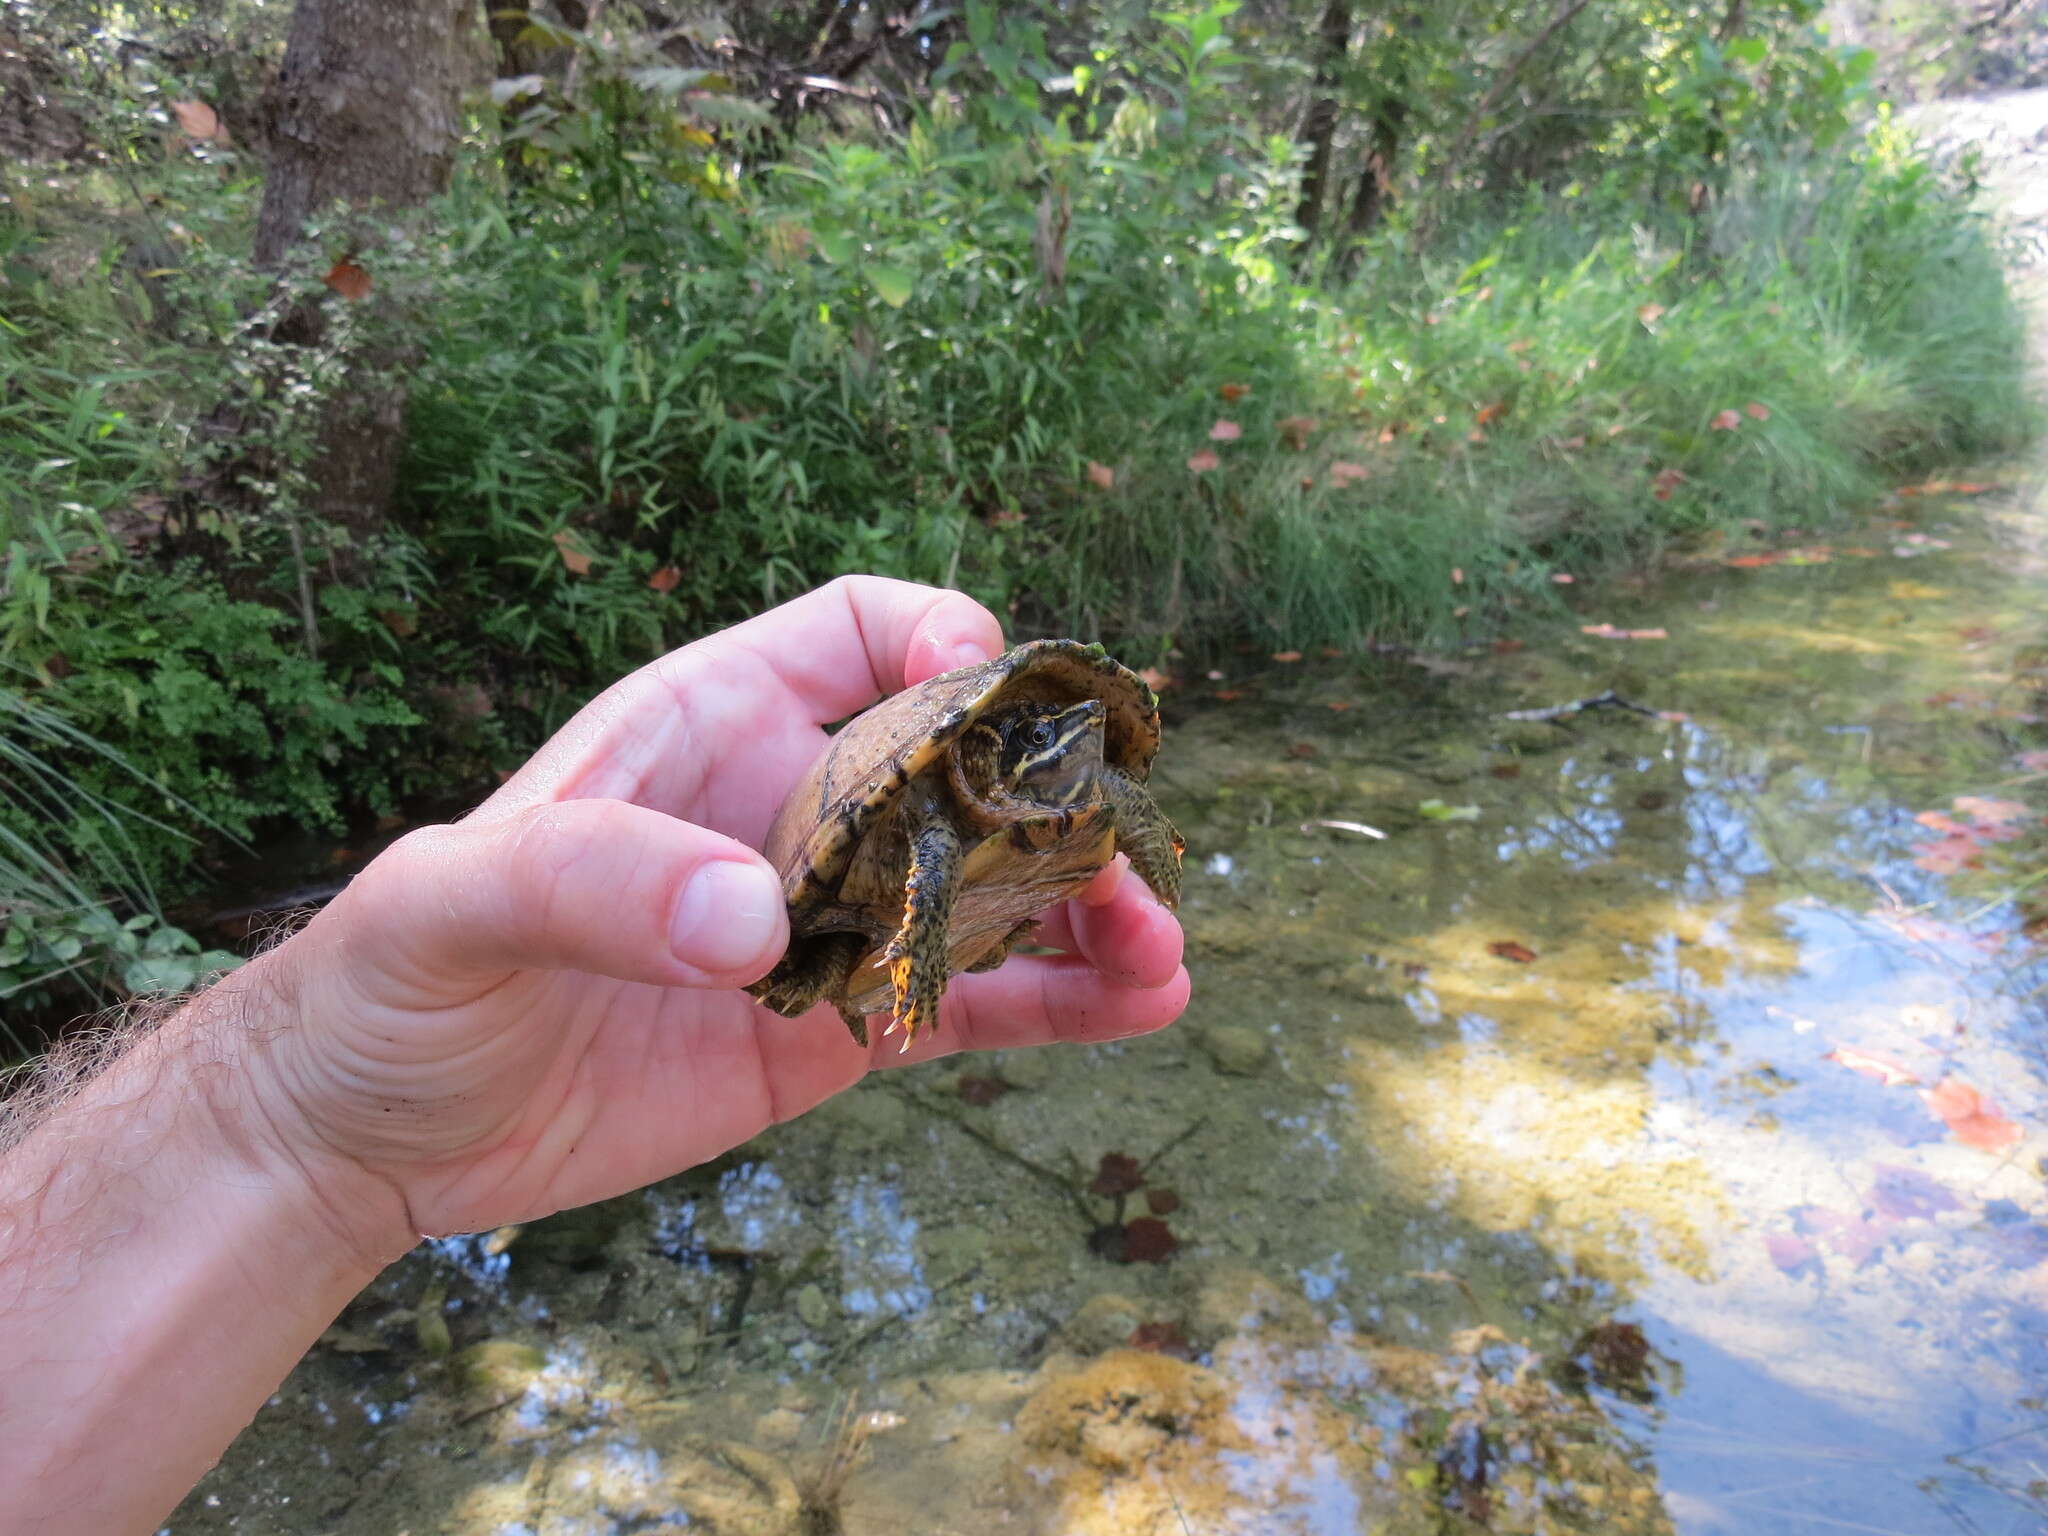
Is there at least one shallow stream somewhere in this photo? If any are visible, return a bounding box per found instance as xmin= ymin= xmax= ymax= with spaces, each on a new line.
xmin=169 ymin=467 xmax=2048 ymax=1536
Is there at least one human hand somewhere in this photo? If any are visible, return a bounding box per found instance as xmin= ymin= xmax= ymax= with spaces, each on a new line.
xmin=242 ymin=576 xmax=1189 ymax=1257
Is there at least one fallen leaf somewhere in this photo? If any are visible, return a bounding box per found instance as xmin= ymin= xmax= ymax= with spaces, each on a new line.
xmin=1913 ymin=833 xmax=1983 ymax=875
xmin=1419 ymin=799 xmax=1480 ymax=822
xmin=1580 ymin=623 xmax=1668 ymax=640
xmin=1277 ymin=415 xmax=1317 ymax=449
xmin=1507 ymin=339 xmax=1533 ymax=354
xmin=1487 ymin=940 xmax=1537 ymax=963
xmin=1490 ymin=763 xmax=1521 ymax=779
xmin=1146 ymin=1188 xmax=1182 ymax=1215
xmin=1559 ymin=434 xmax=1587 ymax=449
xmin=323 ymin=259 xmax=372 ymax=301
xmin=1710 ymin=408 xmax=1742 ymax=431
xmin=551 ymin=530 xmax=593 ymax=575
xmin=1726 ymin=553 xmax=1782 ymax=568
xmin=1922 ymin=1078 xmax=2023 ymax=1149
xmin=1797 ymin=1206 xmax=1893 ymax=1266
xmin=1286 ymin=742 xmax=1317 ymax=759
xmin=1186 ymin=449 xmax=1221 ymax=473
xmin=1219 ymin=382 xmax=1251 ymax=401
xmin=1550 ymin=572 xmax=1576 ymax=584
xmin=647 ymin=564 xmax=681 ymax=593
xmin=1745 ymin=401 xmax=1771 ymax=420
xmin=956 ymin=1074 xmax=1010 ymax=1106
xmin=1326 ymin=700 xmax=1354 ymax=711
xmin=1212 ymin=689 xmax=1245 ymax=701
xmin=1764 ymin=1231 xmax=1818 ymax=1273
xmin=1328 ymin=461 xmax=1370 ymax=488
xmin=1636 ymin=302 xmax=1666 ymax=325
xmin=1869 ymin=1163 xmax=1961 ymax=1220
xmin=1119 ymin=1217 xmax=1179 ymax=1264
xmin=1954 ymin=795 xmax=2030 ymax=830
xmin=1824 ymin=1046 xmax=1920 ymax=1087
xmin=1652 ymin=467 xmax=1685 ymax=501
xmin=1128 ymin=1321 xmax=1194 ymax=1358
xmin=1209 ymin=419 xmax=1242 ymax=442
xmin=1137 ymin=666 xmax=1172 ymax=692
xmin=171 ymin=99 xmax=227 ymax=141
xmin=1475 ymin=401 xmax=1507 ymax=426
xmin=1490 ymin=638 xmax=1525 ymax=654
xmin=1271 ymin=650 xmax=1302 ymax=663
xmin=1086 ymin=460 xmax=1115 ymax=489
xmin=1090 ymin=1152 xmax=1145 ymax=1197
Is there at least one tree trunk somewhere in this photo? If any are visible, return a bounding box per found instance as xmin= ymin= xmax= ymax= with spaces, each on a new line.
xmin=1292 ymin=0 xmax=1352 ymax=251
xmin=1342 ymin=97 xmax=1407 ymax=244
xmin=252 ymin=0 xmax=473 ymax=545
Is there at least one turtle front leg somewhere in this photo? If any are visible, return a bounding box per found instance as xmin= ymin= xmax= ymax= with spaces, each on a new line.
xmin=1102 ymin=767 xmax=1185 ymax=909
xmin=881 ymin=808 xmax=962 ymax=1050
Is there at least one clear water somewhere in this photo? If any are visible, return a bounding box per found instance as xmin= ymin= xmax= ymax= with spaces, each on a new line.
xmin=168 ymin=479 xmax=2048 ymax=1536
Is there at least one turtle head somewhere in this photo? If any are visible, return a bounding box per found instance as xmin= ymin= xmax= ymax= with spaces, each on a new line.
xmin=998 ymin=699 xmax=1106 ymax=805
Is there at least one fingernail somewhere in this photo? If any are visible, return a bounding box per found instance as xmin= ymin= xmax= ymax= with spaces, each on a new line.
xmin=947 ymin=639 xmax=992 ymax=671
xmin=672 ymin=860 xmax=784 ymax=974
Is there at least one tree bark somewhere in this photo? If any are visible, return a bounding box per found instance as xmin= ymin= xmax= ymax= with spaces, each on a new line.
xmin=252 ymin=0 xmax=473 ymax=545
xmin=1292 ymin=0 xmax=1352 ymax=250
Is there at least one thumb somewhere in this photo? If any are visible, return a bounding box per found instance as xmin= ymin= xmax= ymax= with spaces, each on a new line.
xmin=335 ymin=799 xmax=789 ymax=996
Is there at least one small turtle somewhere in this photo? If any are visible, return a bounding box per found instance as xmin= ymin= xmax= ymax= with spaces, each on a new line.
xmin=749 ymin=640 xmax=1183 ymax=1049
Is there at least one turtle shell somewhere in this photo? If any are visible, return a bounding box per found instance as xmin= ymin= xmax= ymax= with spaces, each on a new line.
xmin=760 ymin=639 xmax=1162 ymax=919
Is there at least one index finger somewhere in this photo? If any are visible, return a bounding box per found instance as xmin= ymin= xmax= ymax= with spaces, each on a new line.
xmin=696 ymin=574 xmax=1007 ymax=724
xmin=477 ymin=576 xmax=1005 ymax=822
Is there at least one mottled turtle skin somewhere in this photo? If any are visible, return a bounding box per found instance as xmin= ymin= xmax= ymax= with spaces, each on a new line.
xmin=747 ymin=640 xmax=1183 ymax=1049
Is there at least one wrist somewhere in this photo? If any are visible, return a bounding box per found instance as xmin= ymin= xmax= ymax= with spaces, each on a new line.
xmin=176 ymin=949 xmax=421 ymax=1274
xmin=0 ymin=961 xmax=410 ymax=1535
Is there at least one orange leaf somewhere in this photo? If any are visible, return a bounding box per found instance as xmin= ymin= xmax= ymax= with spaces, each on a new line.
xmin=1327 ymin=461 xmax=1369 ymax=488
xmin=1212 ymin=688 xmax=1245 ymax=701
xmin=1209 ymin=419 xmax=1242 ymax=442
xmin=1271 ymin=650 xmax=1302 ymax=663
xmin=1580 ymin=624 xmax=1668 ymax=640
xmin=1506 ymin=339 xmax=1533 ymax=354
xmin=1377 ymin=425 xmax=1400 ymax=444
xmin=1186 ymin=449 xmax=1221 ymax=473
xmin=1475 ymin=401 xmax=1507 ymax=426
xmin=1726 ymin=552 xmax=1782 ymax=568
xmin=1086 ymin=460 xmax=1115 ymax=489
xmin=551 ymin=531 xmax=594 ymax=575
xmin=1745 ymin=401 xmax=1771 ymax=420
xmin=1913 ymin=833 xmax=1982 ymax=874
xmin=647 ymin=564 xmax=681 ymax=593
xmin=1824 ymin=1046 xmax=1919 ymax=1087
xmin=170 ymin=99 xmax=225 ymax=141
xmin=1326 ymin=700 xmax=1354 ymax=711
xmin=1550 ymin=572 xmax=1575 ymax=584
xmin=1710 ymin=408 xmax=1742 ymax=431
xmin=1488 ymin=940 xmax=1537 ymax=963
xmin=323 ymin=259 xmax=372 ymax=301
xmin=1219 ymin=382 xmax=1251 ymax=401
xmin=1954 ymin=795 xmax=2030 ymax=829
xmin=1636 ymin=302 xmax=1666 ymax=325
xmin=1558 ymin=434 xmax=1587 ymax=450
xmin=1922 ymin=1078 xmax=2023 ymax=1149
xmin=1276 ymin=415 xmax=1317 ymax=449
xmin=1652 ymin=467 xmax=1685 ymax=501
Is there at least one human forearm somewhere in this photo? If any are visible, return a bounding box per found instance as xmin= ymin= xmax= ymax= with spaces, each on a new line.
xmin=0 ymin=959 xmax=410 ymax=1536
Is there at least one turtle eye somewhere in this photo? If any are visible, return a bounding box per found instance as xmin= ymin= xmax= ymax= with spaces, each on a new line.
xmin=1027 ymin=719 xmax=1056 ymax=750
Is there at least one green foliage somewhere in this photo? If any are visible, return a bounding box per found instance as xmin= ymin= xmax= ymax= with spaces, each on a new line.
xmin=0 ymin=682 xmax=240 ymax=1041
xmin=0 ymin=0 xmax=2035 ymax=1018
